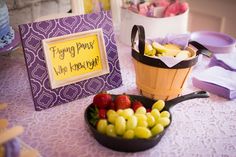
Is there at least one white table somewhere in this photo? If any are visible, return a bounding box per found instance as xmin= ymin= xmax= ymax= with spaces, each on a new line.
xmin=0 ymin=37 xmax=236 ymax=157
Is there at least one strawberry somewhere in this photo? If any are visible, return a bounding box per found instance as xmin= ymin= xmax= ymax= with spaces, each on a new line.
xmin=132 ymin=100 xmax=144 ymax=112
xmin=93 ymin=93 xmax=112 ymax=109
xmin=98 ymin=109 xmax=107 ymax=119
xmin=107 ymin=102 xmax=116 ymax=110
xmin=114 ymin=95 xmax=131 ymax=110
xmin=88 ymin=107 xmax=107 ymax=127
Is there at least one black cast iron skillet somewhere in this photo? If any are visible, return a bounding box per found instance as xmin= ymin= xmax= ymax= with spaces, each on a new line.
xmin=84 ymin=91 xmax=209 ymax=152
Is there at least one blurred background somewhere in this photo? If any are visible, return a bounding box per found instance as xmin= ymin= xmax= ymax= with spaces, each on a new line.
xmin=5 ymin=0 xmax=236 ymax=38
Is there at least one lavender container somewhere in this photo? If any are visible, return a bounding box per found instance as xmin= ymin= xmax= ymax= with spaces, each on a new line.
xmin=191 ymin=31 xmax=236 ymax=53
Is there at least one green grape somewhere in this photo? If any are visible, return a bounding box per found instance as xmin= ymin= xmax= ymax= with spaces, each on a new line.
xmin=151 ymin=124 xmax=164 ymax=136
xmin=117 ymin=109 xmax=124 ymax=116
xmin=121 ymin=108 xmax=134 ymax=120
xmin=135 ymin=113 xmax=147 ymax=121
xmin=107 ymin=109 xmax=116 ymax=118
xmin=152 ymin=100 xmax=165 ymax=111
xmin=150 ymin=109 xmax=161 ymax=121
xmin=137 ymin=119 xmax=148 ymax=127
xmin=134 ymin=127 xmax=152 ymax=139
xmin=106 ymin=124 xmax=116 ymax=137
xmin=123 ymin=130 xmax=135 ymax=139
xmin=160 ymin=111 xmax=170 ymax=118
xmin=146 ymin=113 xmax=155 ymax=128
xmin=115 ymin=116 xmax=126 ymax=135
xmin=135 ymin=106 xmax=146 ymax=114
xmin=135 ymin=113 xmax=148 ymax=127
xmin=108 ymin=112 xmax=118 ymax=124
xmin=156 ymin=117 xmax=170 ymax=127
xmin=126 ymin=115 xmax=137 ymax=130
xmin=97 ymin=119 xmax=108 ymax=134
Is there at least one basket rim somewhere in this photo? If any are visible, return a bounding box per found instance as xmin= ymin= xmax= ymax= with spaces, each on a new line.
xmin=131 ymin=49 xmax=198 ymax=69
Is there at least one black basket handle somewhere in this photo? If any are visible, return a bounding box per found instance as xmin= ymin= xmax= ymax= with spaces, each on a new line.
xmin=130 ymin=25 xmax=210 ymax=69
xmin=131 ymin=25 xmax=145 ymax=55
xmin=131 ymin=25 xmax=199 ymax=69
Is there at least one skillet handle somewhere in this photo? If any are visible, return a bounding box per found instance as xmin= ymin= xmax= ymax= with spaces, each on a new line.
xmin=165 ymin=91 xmax=209 ymax=110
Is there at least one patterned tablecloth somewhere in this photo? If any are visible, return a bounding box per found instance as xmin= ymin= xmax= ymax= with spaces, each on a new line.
xmin=0 ymin=39 xmax=236 ymax=157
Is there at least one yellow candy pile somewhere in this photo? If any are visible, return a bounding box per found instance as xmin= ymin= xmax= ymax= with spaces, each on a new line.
xmin=144 ymin=42 xmax=192 ymax=60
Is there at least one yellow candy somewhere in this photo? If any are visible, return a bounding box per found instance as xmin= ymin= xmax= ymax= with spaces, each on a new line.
xmin=176 ymin=50 xmax=191 ymax=60
xmin=152 ymin=42 xmax=166 ymax=53
xmin=163 ymin=44 xmax=181 ymax=50
xmin=145 ymin=43 xmax=156 ymax=56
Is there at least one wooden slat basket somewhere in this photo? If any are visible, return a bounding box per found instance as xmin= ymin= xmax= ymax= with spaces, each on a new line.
xmin=131 ymin=25 xmax=200 ymax=100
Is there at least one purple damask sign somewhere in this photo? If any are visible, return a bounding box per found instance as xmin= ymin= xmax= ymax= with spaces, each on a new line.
xmin=19 ymin=11 xmax=122 ymax=111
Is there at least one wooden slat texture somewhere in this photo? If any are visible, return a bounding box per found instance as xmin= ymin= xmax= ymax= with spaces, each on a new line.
xmin=133 ymin=47 xmax=196 ymax=100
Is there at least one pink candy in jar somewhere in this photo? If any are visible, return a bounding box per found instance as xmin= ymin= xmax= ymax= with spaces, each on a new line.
xmin=164 ymin=0 xmax=189 ymax=17
xmin=138 ymin=2 xmax=149 ymax=16
xmin=152 ymin=0 xmax=170 ymax=7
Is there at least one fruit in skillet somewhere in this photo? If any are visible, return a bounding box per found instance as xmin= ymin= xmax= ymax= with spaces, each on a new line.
xmin=89 ymin=93 xmax=171 ymax=139
xmin=131 ymin=100 xmax=144 ymax=112
xmin=93 ymin=93 xmax=112 ymax=109
xmin=114 ymin=94 xmax=131 ymax=110
xmin=97 ymin=103 xmax=170 ymax=139
xmin=98 ymin=109 xmax=107 ymax=119
xmin=88 ymin=104 xmax=108 ymax=126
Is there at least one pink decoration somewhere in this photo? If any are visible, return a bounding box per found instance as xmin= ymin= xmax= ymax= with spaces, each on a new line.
xmin=124 ymin=0 xmax=189 ymax=18
xmin=128 ymin=4 xmax=139 ymax=13
xmin=147 ymin=4 xmax=155 ymax=17
xmin=164 ymin=1 xmax=188 ymax=17
xmin=152 ymin=0 xmax=170 ymax=7
xmin=138 ymin=2 xmax=149 ymax=16
xmin=180 ymin=2 xmax=189 ymax=13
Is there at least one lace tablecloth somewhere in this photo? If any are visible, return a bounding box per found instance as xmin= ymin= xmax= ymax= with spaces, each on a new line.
xmin=0 ymin=40 xmax=236 ymax=157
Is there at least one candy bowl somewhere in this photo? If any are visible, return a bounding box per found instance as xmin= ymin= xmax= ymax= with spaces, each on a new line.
xmin=84 ymin=91 xmax=209 ymax=152
xmin=119 ymin=8 xmax=189 ymax=45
